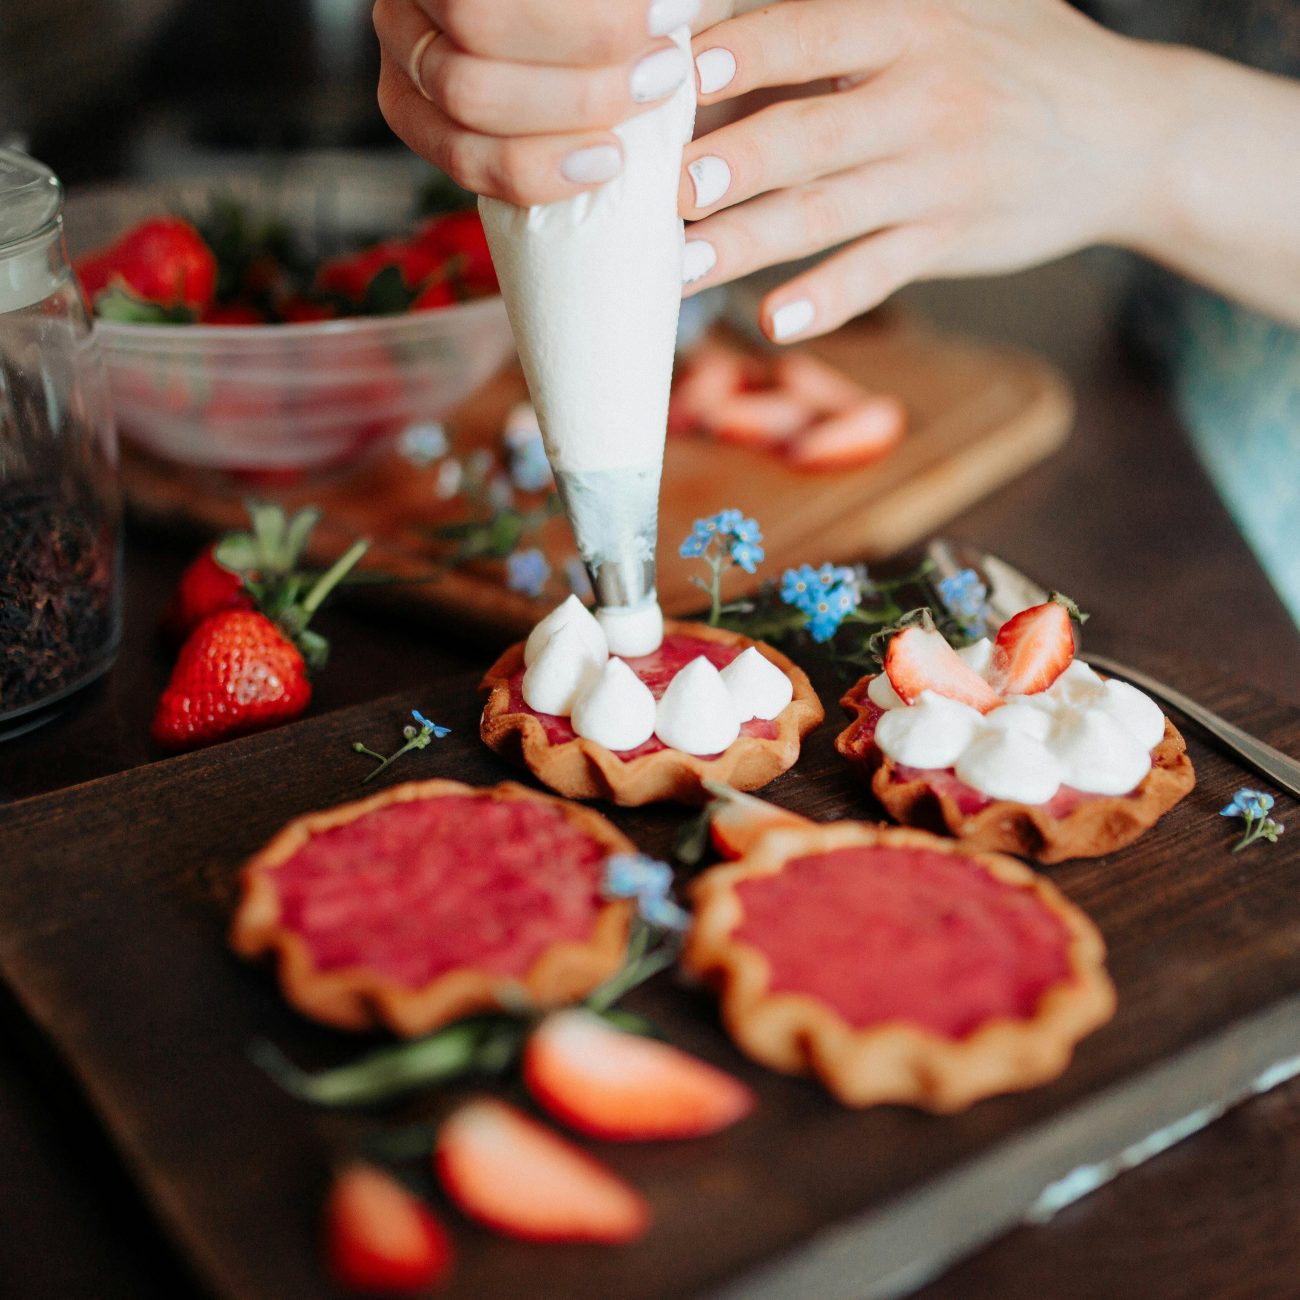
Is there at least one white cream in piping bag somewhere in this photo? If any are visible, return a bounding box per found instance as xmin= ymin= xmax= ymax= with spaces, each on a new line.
xmin=870 ymin=648 xmax=1168 ymax=802
xmin=480 ymin=27 xmax=696 ymax=658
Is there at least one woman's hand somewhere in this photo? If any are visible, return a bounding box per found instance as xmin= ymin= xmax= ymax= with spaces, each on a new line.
xmin=374 ymin=0 xmax=716 ymax=204
xmin=680 ymin=0 xmax=1170 ymax=341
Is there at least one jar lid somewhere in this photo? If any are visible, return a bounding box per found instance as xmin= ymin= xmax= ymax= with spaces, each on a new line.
xmin=0 ymin=148 xmax=62 ymax=248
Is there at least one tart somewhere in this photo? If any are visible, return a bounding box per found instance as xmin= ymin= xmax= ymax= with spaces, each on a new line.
xmin=480 ymin=620 xmax=823 ymax=806
xmin=836 ymin=674 xmax=1195 ymax=864
xmin=685 ymin=820 xmax=1116 ymax=1111
xmin=230 ymin=779 xmax=635 ymax=1036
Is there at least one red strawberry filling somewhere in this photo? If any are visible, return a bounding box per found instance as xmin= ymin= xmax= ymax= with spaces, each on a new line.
xmin=272 ymin=794 xmax=610 ymax=987
xmin=848 ymin=687 xmax=1140 ymax=812
xmin=506 ymin=633 xmax=779 ymax=759
xmin=734 ymin=845 xmax=1074 ymax=1038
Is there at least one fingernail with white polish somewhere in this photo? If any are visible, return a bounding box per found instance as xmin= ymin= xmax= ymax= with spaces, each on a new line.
xmin=561 ymin=144 xmax=622 ymax=185
xmin=682 ymin=239 xmax=717 ymax=284
xmin=631 ymin=46 xmax=687 ymax=103
xmin=695 ymin=48 xmax=737 ymax=96
xmin=647 ymin=0 xmax=700 ymax=37
xmin=771 ymin=298 xmax=815 ymax=341
xmin=688 ymin=155 xmax=730 ymax=208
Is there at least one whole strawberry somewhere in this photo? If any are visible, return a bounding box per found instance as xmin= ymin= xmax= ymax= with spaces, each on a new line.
xmin=152 ymin=525 xmax=368 ymax=752
xmin=76 ymin=216 xmax=217 ymax=314
xmin=162 ymin=545 xmax=254 ymax=642
xmin=151 ymin=610 xmax=310 ymax=751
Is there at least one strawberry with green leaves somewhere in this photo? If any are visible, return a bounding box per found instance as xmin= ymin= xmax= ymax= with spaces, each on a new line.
xmin=162 ymin=545 xmax=255 ymax=642
xmin=76 ymin=217 xmax=217 ymax=318
xmin=152 ymin=505 xmax=368 ymax=751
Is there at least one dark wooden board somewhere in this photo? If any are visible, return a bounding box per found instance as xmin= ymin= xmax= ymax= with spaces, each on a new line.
xmin=0 ymin=644 xmax=1298 ymax=1300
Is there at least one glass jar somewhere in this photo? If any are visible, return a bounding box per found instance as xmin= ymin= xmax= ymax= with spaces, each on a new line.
xmin=0 ymin=149 xmax=122 ymax=738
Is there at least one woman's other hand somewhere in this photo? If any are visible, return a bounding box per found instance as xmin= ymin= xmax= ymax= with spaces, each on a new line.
xmin=680 ymin=0 xmax=1171 ymax=341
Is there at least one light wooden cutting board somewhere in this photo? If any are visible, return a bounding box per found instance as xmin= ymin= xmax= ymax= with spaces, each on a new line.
xmin=122 ymin=309 xmax=1073 ymax=640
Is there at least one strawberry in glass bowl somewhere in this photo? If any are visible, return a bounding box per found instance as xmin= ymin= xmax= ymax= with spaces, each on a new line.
xmin=63 ymin=155 xmax=513 ymax=485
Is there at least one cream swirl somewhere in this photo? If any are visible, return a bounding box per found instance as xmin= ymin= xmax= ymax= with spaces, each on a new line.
xmin=870 ymin=649 xmax=1167 ymax=804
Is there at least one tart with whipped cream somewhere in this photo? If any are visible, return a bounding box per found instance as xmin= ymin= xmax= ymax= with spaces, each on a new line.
xmin=230 ymin=780 xmax=635 ymax=1036
xmin=836 ymin=602 xmax=1194 ymax=863
xmin=480 ymin=596 xmax=823 ymax=806
xmin=685 ymin=816 xmax=1116 ymax=1111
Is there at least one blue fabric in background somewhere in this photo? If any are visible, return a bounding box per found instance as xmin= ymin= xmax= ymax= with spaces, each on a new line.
xmin=1086 ymin=0 xmax=1300 ymax=624
xmin=1173 ymin=293 xmax=1300 ymax=620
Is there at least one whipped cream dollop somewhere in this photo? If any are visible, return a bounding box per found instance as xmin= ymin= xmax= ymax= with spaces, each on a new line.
xmin=721 ymin=647 xmax=794 ymax=721
xmin=654 ymin=656 xmax=742 ymax=756
xmin=571 ymin=657 xmax=656 ymax=751
xmin=597 ymin=602 xmax=664 ymax=659
xmin=524 ymin=594 xmax=608 ymax=667
xmin=480 ymin=27 xmax=696 ymax=660
xmin=517 ymin=603 xmax=793 ymax=754
xmin=870 ymin=640 xmax=1167 ymax=803
xmin=522 ymin=622 xmax=603 ymax=715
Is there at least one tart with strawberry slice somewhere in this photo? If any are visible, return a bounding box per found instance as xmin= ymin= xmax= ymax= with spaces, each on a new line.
xmin=230 ymin=780 xmax=636 ymax=1036
xmin=685 ymin=799 xmax=1116 ymax=1111
xmin=835 ymin=602 xmax=1195 ymax=863
xmin=480 ymin=606 xmax=823 ymax=806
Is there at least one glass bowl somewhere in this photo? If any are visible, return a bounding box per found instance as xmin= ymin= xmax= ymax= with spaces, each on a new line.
xmin=62 ymin=154 xmax=515 ymax=477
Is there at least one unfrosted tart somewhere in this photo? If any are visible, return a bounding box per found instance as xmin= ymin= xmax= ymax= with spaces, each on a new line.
xmin=836 ymin=674 xmax=1195 ymax=864
xmin=685 ymin=820 xmax=1116 ymax=1111
xmin=230 ymin=779 xmax=635 ymax=1036
xmin=480 ymin=620 xmax=823 ymax=806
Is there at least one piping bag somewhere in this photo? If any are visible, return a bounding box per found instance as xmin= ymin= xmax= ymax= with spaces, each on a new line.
xmin=478 ymin=28 xmax=696 ymax=657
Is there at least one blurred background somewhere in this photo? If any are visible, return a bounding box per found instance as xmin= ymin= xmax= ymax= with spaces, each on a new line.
xmin=3 ymin=0 xmax=387 ymax=182
xmin=1 ymin=1 xmax=1204 ymax=187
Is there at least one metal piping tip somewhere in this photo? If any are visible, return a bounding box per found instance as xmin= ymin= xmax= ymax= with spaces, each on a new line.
xmin=590 ymin=555 xmax=657 ymax=610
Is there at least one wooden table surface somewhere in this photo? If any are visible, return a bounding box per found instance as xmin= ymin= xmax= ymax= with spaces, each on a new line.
xmin=2 ymin=255 xmax=1299 ymax=1299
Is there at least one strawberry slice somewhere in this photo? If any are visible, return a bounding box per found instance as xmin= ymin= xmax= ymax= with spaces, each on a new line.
xmin=435 ymin=1099 xmax=649 ymax=1243
xmin=523 ymin=1011 xmax=755 ymax=1141
xmin=784 ymin=396 xmax=906 ymax=470
xmin=707 ymin=786 xmax=811 ymax=860
xmin=988 ymin=600 xmax=1075 ymax=696
xmin=326 ymin=1163 xmax=455 ymax=1294
xmin=885 ymin=626 xmax=1003 ymax=714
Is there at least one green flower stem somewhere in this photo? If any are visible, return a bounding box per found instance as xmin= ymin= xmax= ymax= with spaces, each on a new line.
xmin=584 ymin=922 xmax=679 ymax=1013
xmin=1231 ymin=811 xmax=1282 ymax=852
xmin=301 ymin=538 xmax=370 ymax=617
xmin=585 ymin=945 xmax=679 ymax=1013
xmin=354 ymin=729 xmax=433 ymax=784
xmin=706 ymin=551 xmax=726 ymax=626
xmin=249 ymin=1017 xmax=525 ymax=1108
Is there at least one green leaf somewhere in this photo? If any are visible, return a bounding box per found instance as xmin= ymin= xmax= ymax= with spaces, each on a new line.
xmin=296 ymin=628 xmax=329 ymax=673
xmin=595 ymin=1008 xmax=664 ymax=1040
xmin=362 ymin=264 xmax=418 ymax=316
xmin=213 ymin=534 xmax=261 ymax=573
xmin=249 ymin=1015 xmax=527 ymax=1107
xmin=1049 ymin=590 xmax=1090 ymax=625
xmin=94 ymin=286 xmax=195 ymax=324
xmin=675 ymin=806 xmax=714 ymax=866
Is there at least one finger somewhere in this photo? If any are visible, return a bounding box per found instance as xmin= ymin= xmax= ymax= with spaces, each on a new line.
xmin=691 ymin=0 xmax=912 ymax=104
xmin=378 ymin=49 xmax=626 ymax=204
xmin=681 ymin=158 xmax=929 ymax=292
xmin=410 ymin=0 xmax=701 ymax=65
xmin=758 ymin=225 xmax=947 ymax=342
xmin=680 ymin=81 xmax=919 ymax=216
xmin=378 ymin=0 xmax=690 ymax=135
